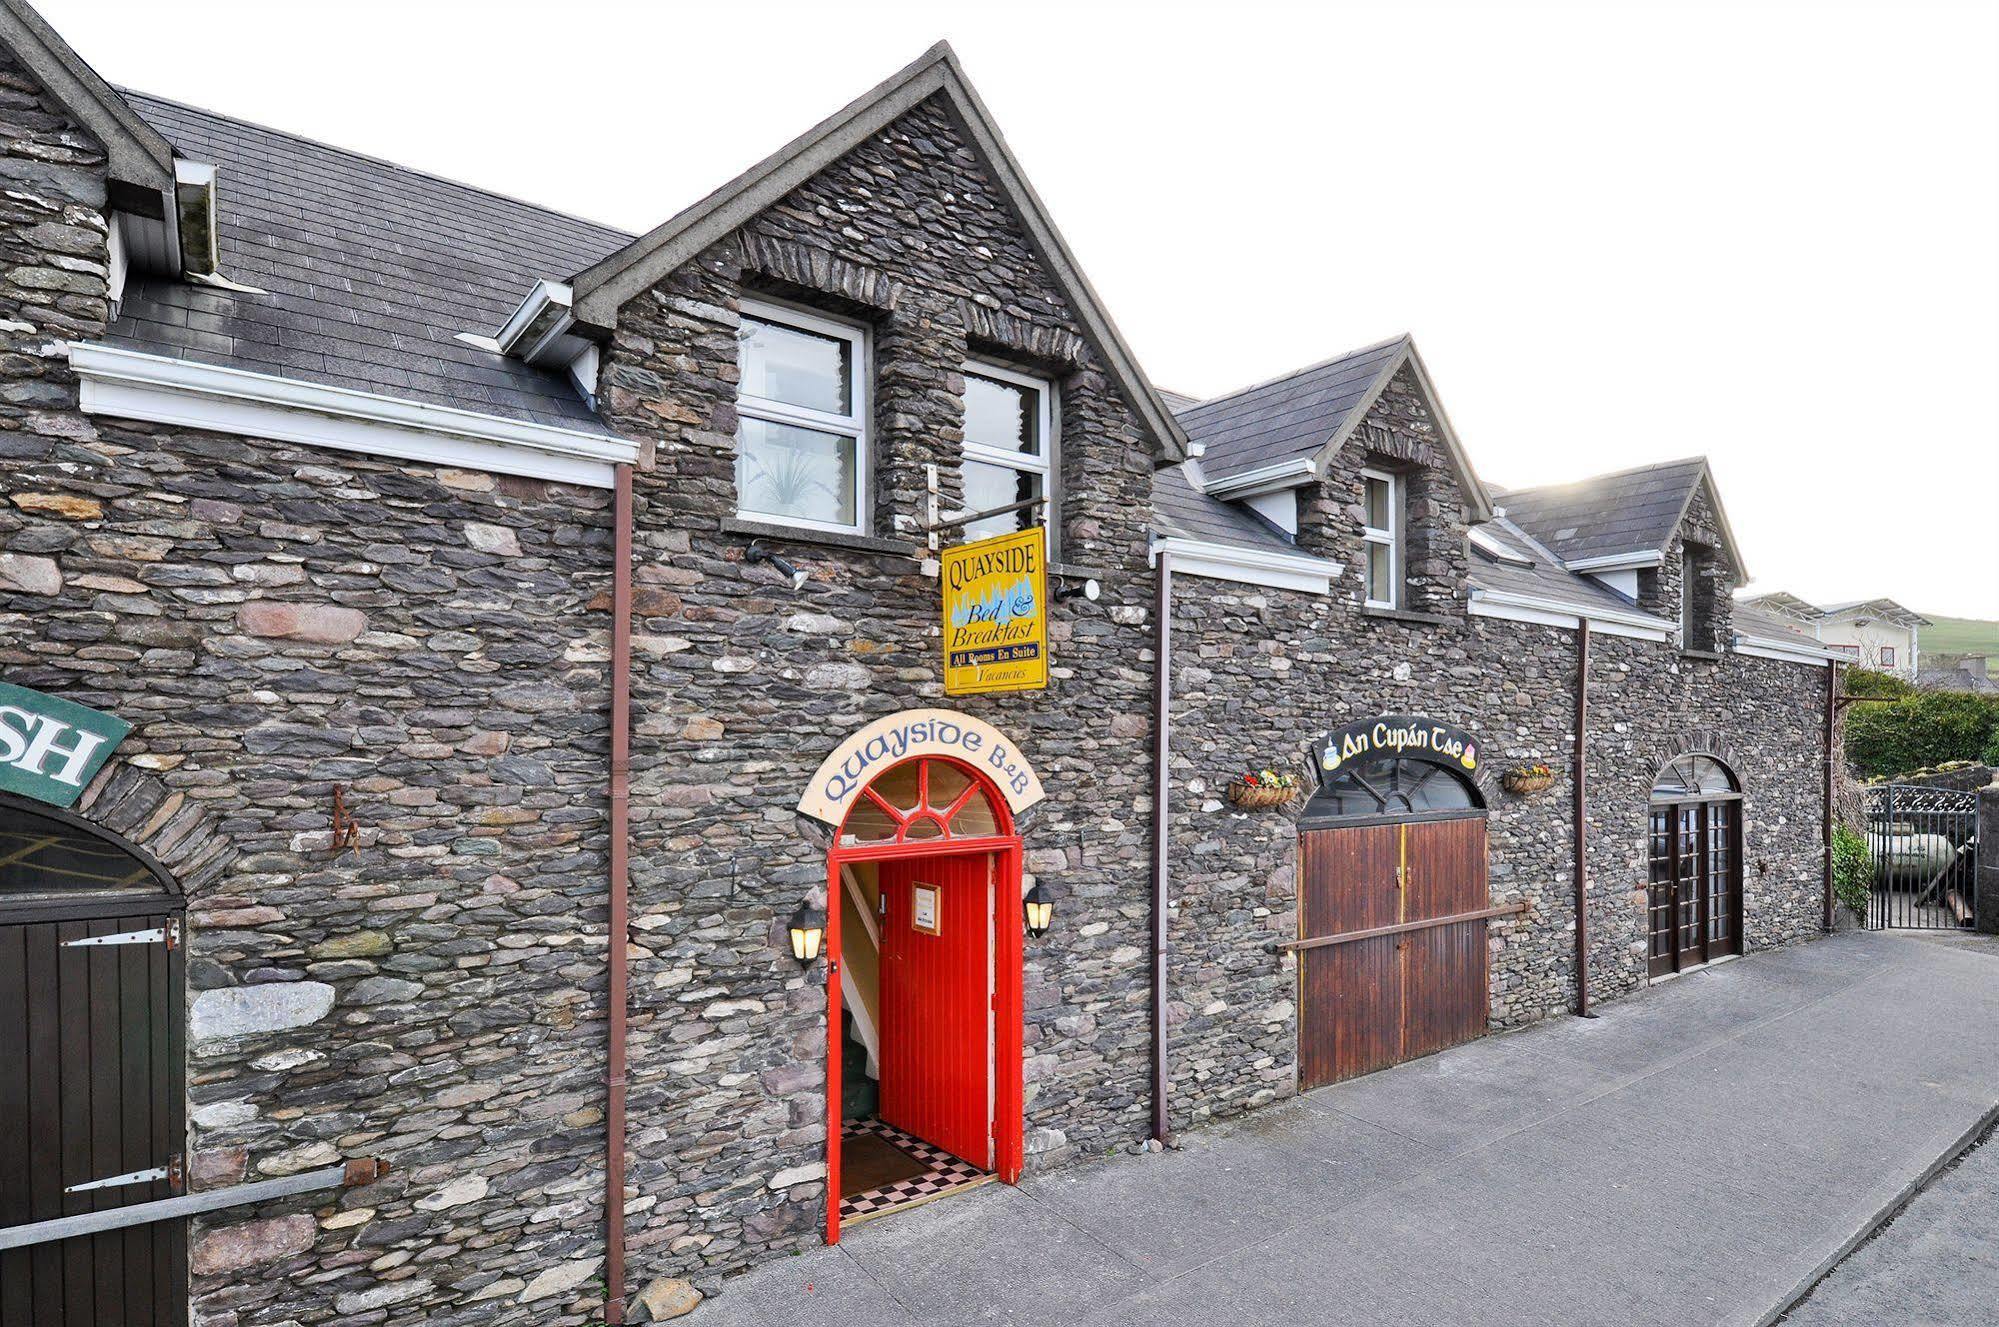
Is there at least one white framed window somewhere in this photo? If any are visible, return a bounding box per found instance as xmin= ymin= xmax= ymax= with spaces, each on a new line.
xmin=960 ymin=360 xmax=1055 ymax=544
xmin=1361 ymin=467 xmax=1401 ymax=608
xmin=735 ymin=299 xmax=870 ymax=535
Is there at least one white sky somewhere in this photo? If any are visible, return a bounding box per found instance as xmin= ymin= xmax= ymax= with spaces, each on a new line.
xmin=42 ymin=0 xmax=1999 ymax=618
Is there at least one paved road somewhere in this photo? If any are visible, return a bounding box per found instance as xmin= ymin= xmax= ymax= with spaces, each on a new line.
xmin=1784 ymin=1124 xmax=1999 ymax=1325
xmin=693 ymin=931 xmax=1999 ymax=1326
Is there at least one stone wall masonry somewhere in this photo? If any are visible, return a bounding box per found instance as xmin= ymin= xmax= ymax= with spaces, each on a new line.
xmin=0 ymin=405 xmax=620 ymax=1326
xmin=1162 ymin=370 xmax=1828 ymax=1130
xmin=594 ymin=93 xmax=1163 ymax=1289
xmin=0 ymin=88 xmax=622 ymax=1312
xmin=1 ymin=54 xmax=636 ymax=1326
xmin=0 ymin=412 xmax=619 ymax=1327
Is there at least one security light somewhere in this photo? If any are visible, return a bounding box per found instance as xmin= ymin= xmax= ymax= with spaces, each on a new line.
xmin=746 ymin=541 xmax=809 ymax=591
xmin=1055 ymin=577 xmax=1100 ymax=603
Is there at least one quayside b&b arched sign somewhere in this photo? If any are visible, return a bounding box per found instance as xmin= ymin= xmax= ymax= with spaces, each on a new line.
xmin=796 ymin=708 xmax=1046 ymax=827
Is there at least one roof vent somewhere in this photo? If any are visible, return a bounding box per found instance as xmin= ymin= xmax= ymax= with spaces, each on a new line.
xmin=496 ymin=280 xmax=600 ymax=409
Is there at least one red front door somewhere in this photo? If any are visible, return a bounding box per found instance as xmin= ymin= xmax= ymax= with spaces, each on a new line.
xmin=877 ymin=852 xmax=993 ymax=1169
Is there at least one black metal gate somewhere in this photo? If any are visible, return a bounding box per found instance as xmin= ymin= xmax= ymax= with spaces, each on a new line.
xmin=1863 ymin=784 xmax=1979 ymax=930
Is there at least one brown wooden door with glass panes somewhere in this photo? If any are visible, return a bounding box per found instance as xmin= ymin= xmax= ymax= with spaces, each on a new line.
xmin=1647 ymin=801 xmax=1740 ymax=978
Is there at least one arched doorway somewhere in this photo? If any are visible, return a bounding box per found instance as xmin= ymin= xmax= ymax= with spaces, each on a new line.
xmin=0 ymin=794 xmax=188 ymax=1327
xmin=1647 ymin=753 xmax=1742 ymax=977
xmin=823 ymin=755 xmax=1025 ymax=1242
xmin=1293 ymin=718 xmax=1514 ymax=1090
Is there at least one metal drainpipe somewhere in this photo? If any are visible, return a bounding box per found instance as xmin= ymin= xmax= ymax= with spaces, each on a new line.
xmin=1150 ymin=548 xmax=1173 ymax=1146
xmin=605 ymin=463 xmax=634 ymax=1324
xmin=1822 ymin=660 xmax=1838 ymax=932
xmin=1573 ymin=617 xmax=1591 ymax=1017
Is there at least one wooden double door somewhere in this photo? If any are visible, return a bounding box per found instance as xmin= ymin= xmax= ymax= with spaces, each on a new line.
xmin=1 ymin=906 xmax=187 ymax=1327
xmin=1298 ymin=817 xmax=1492 ymax=1090
xmin=1647 ymin=800 xmax=1740 ymax=977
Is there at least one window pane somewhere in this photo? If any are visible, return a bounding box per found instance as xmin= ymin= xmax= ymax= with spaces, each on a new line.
xmin=738 ymin=418 xmax=857 ymax=526
xmin=871 ymin=761 xmax=921 ymax=814
xmin=966 ymin=373 xmax=1039 ymax=456
xmin=740 ymin=316 xmax=851 ymax=414
xmin=949 ymin=790 xmax=998 ymax=838
xmin=1366 ymin=540 xmax=1392 ymax=602
xmin=840 ymin=798 xmax=898 ymax=844
xmin=962 ymin=458 xmax=1042 ymax=539
xmin=1364 ymin=475 xmax=1392 ymax=529
xmin=1302 ymin=756 xmax=1479 ymax=820
xmin=925 ymin=760 xmax=971 ymax=813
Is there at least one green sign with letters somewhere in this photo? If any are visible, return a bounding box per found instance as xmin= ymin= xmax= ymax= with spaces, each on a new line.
xmin=0 ymin=681 xmax=131 ymax=809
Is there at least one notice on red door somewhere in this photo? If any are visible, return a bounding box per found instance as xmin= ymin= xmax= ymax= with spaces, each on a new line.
xmin=912 ymin=883 xmax=940 ymax=934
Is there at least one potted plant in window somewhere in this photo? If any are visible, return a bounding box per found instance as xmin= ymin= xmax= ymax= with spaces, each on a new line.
xmin=1227 ymin=768 xmax=1302 ymax=810
xmin=1502 ymin=762 xmax=1556 ymax=795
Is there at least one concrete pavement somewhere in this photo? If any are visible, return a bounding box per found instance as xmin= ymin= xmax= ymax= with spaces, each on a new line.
xmin=691 ymin=931 xmax=1999 ymax=1326
xmin=1784 ymin=1122 xmax=1999 ymax=1323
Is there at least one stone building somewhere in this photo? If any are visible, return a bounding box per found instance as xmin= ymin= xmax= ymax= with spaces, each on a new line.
xmin=0 ymin=3 xmax=1841 ymax=1324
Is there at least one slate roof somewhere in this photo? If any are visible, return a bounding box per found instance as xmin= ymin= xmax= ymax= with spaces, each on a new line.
xmin=1731 ymin=602 xmax=1826 ymax=646
xmin=1150 ymin=463 xmax=1296 ymax=554
xmin=1492 ymin=457 xmax=1708 ymax=566
xmin=1815 ymin=599 xmax=1932 ymax=627
xmin=106 ymin=91 xmax=632 ymax=434
xmin=1466 ymin=514 xmax=1653 ymax=618
xmin=1177 ymin=336 xmax=1407 ymax=482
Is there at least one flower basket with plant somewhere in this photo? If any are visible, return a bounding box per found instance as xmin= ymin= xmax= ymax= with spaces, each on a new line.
xmin=1501 ymin=762 xmax=1555 ymax=795
xmin=1227 ymin=768 xmax=1302 ymax=809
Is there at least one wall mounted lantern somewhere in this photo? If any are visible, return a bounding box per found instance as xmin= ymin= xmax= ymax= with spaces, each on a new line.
xmin=786 ymin=900 xmax=826 ymax=966
xmin=747 ymin=540 xmax=810 ymax=591
xmin=1023 ymin=881 xmax=1054 ymax=938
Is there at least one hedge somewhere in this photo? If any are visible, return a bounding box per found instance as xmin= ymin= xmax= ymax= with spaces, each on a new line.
xmin=1844 ymin=687 xmax=1999 ymax=778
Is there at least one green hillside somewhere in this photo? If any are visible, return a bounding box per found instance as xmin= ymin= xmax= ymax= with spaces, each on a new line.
xmin=1922 ymin=614 xmax=1999 ymax=677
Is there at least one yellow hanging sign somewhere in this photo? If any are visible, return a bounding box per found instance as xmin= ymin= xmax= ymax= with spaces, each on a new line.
xmin=941 ymin=526 xmax=1049 ymax=695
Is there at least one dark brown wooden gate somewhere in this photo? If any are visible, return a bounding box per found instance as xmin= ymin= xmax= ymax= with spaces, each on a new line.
xmin=1 ymin=907 xmax=187 ymax=1327
xmin=1297 ymin=817 xmax=1501 ymax=1090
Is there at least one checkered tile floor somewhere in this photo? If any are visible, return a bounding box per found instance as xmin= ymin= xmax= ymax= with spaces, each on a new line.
xmin=838 ymin=1118 xmax=990 ymax=1222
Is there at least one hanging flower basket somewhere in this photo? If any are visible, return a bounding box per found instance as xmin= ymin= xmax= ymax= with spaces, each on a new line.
xmin=1502 ymin=763 xmax=1555 ymax=796
xmin=1227 ymin=768 xmax=1302 ymax=810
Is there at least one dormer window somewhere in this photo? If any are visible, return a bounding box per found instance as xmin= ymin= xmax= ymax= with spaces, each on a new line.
xmin=1361 ymin=467 xmax=1401 ymax=608
xmin=736 ymin=300 xmax=870 ymax=534
xmin=960 ymin=361 xmax=1055 ymax=544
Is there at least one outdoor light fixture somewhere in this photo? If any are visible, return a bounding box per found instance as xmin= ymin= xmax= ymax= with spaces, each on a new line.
xmin=786 ymin=900 xmax=826 ymax=966
xmin=1054 ymin=577 xmax=1100 ymax=603
xmin=746 ymin=541 xmax=809 ymax=591
xmin=1023 ymin=881 xmax=1054 ymax=938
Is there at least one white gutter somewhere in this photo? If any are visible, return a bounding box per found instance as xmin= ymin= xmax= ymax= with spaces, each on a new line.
xmin=1148 ymin=534 xmax=1342 ymax=595
xmin=1566 ymin=550 xmax=1663 ymax=572
xmin=1470 ymin=586 xmax=1672 ymax=635
xmin=68 ymin=342 xmax=636 ymax=489
xmin=1199 ymin=456 xmax=1317 ymax=500
xmin=1731 ymin=633 xmax=1842 ymax=667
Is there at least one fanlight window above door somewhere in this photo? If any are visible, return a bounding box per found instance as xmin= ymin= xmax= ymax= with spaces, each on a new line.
xmin=1301 ymin=756 xmax=1483 ymax=821
xmin=1650 ymin=754 xmax=1738 ymax=802
xmin=0 ymin=801 xmax=174 ymax=900
xmin=838 ymin=758 xmax=1004 ymax=846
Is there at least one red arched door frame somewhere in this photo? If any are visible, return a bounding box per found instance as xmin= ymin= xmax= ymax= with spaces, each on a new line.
xmin=824 ymin=755 xmax=1025 ymax=1244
